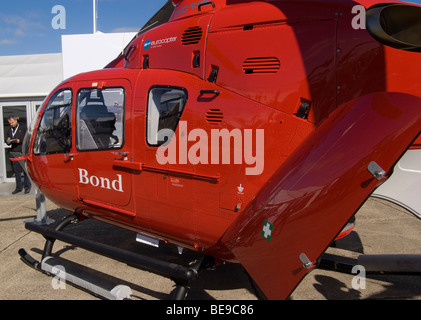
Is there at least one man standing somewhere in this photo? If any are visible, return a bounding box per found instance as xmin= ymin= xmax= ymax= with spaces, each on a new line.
xmin=6 ymin=116 xmax=31 ymax=194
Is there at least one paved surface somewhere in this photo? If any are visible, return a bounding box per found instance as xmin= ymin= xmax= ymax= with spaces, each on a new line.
xmin=0 ymin=182 xmax=421 ymax=301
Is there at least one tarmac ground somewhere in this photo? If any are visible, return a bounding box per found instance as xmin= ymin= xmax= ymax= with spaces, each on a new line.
xmin=1 ymin=182 xmax=421 ymax=302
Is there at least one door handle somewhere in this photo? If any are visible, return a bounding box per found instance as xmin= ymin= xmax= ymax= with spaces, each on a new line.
xmin=200 ymin=90 xmax=220 ymax=96
xmin=64 ymin=154 xmax=74 ymax=162
xmin=198 ymin=1 xmax=215 ymax=11
xmin=113 ymin=151 xmax=128 ymax=160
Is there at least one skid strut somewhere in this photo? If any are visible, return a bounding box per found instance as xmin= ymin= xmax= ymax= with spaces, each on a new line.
xmin=20 ymin=215 xmax=209 ymax=300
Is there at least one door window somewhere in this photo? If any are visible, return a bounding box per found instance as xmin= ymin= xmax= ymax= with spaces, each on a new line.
xmin=147 ymin=86 xmax=187 ymax=146
xmin=33 ymin=89 xmax=72 ymax=155
xmin=76 ymin=88 xmax=125 ymax=151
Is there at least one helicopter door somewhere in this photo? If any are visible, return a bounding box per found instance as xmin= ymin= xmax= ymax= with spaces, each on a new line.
xmin=31 ymin=88 xmax=77 ymax=203
xmin=73 ymin=80 xmax=133 ymax=212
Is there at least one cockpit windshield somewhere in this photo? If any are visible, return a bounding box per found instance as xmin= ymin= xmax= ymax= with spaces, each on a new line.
xmin=33 ymin=89 xmax=73 ymax=156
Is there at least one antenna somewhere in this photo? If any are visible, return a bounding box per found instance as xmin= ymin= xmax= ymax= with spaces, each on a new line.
xmin=93 ymin=0 xmax=98 ymax=33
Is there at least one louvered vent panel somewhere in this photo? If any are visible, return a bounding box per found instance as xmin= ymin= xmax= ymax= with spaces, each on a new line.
xmin=206 ymin=109 xmax=223 ymax=124
xmin=243 ymin=57 xmax=281 ymax=74
xmin=182 ymin=27 xmax=203 ymax=45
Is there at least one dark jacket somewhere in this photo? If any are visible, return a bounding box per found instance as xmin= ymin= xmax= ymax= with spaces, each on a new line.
xmin=6 ymin=123 xmax=27 ymax=153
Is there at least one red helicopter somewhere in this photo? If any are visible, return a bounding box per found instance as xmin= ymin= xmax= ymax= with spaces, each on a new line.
xmin=18 ymin=0 xmax=421 ymax=300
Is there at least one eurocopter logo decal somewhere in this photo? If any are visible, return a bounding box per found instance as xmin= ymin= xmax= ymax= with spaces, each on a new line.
xmin=144 ymin=39 xmax=151 ymax=50
xmin=144 ymin=36 xmax=178 ymax=50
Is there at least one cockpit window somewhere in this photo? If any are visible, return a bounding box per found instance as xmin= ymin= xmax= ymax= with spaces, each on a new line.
xmin=33 ymin=89 xmax=72 ymax=155
xmin=76 ymin=88 xmax=125 ymax=151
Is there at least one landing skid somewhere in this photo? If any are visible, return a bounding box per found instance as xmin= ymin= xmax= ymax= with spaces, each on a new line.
xmin=319 ymin=253 xmax=421 ymax=276
xmin=19 ymin=215 xmax=213 ymax=300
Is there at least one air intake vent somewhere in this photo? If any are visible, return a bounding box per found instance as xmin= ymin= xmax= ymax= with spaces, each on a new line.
xmin=243 ymin=57 xmax=281 ymax=74
xmin=182 ymin=27 xmax=203 ymax=45
xmin=206 ymin=109 xmax=223 ymax=124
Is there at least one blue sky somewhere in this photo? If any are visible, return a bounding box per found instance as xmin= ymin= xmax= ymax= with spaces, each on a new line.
xmin=0 ymin=0 xmax=168 ymax=56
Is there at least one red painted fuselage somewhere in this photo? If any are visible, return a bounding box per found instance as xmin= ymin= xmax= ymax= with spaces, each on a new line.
xmin=26 ymin=0 xmax=421 ymax=299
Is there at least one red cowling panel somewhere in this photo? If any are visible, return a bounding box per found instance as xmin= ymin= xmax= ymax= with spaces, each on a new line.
xmin=221 ymin=92 xmax=421 ymax=299
xmin=104 ymin=54 xmax=124 ymax=69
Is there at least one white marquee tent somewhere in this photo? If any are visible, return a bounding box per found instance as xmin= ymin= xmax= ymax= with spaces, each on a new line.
xmin=0 ymin=53 xmax=63 ymax=99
